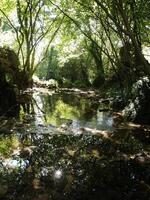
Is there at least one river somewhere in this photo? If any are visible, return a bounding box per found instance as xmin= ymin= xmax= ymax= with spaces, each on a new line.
xmin=0 ymin=88 xmax=150 ymax=200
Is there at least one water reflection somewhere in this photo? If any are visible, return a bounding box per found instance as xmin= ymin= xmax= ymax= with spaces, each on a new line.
xmin=31 ymin=92 xmax=114 ymax=132
xmin=33 ymin=93 xmax=45 ymax=126
xmin=0 ymin=91 xmax=150 ymax=200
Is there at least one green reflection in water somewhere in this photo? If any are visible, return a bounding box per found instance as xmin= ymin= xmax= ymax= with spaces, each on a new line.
xmin=45 ymin=99 xmax=81 ymax=126
xmin=32 ymin=92 xmax=113 ymax=131
xmin=0 ymin=92 xmax=149 ymax=200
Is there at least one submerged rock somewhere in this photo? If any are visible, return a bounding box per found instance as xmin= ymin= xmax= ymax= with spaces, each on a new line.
xmin=123 ymin=77 xmax=150 ymax=124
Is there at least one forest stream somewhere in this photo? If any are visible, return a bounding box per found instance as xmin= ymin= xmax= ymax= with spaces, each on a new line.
xmin=0 ymin=88 xmax=150 ymax=200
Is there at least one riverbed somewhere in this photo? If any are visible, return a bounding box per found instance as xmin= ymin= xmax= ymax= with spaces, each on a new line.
xmin=0 ymin=88 xmax=150 ymax=200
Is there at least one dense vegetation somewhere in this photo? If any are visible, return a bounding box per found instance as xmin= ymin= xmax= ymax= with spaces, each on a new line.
xmin=0 ymin=1 xmax=150 ymax=199
xmin=0 ymin=0 xmax=150 ymax=120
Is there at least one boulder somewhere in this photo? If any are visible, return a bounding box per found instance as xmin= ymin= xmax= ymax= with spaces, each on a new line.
xmin=0 ymin=47 xmax=20 ymax=116
xmin=123 ymin=77 xmax=150 ymax=124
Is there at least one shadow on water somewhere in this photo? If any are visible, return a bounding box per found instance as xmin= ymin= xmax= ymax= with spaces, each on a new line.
xmin=0 ymin=89 xmax=150 ymax=200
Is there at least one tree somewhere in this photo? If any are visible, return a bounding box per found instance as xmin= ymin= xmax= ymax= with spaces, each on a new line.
xmin=0 ymin=0 xmax=64 ymax=88
xmin=94 ymin=0 xmax=150 ymax=75
xmin=66 ymin=0 xmax=150 ymax=89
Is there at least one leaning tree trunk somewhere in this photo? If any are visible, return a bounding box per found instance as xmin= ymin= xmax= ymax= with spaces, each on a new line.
xmin=89 ymin=42 xmax=105 ymax=87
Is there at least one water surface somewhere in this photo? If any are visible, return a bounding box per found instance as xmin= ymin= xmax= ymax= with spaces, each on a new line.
xmin=0 ymin=89 xmax=150 ymax=200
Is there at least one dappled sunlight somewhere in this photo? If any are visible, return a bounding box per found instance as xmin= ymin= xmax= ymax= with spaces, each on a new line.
xmin=2 ymin=158 xmax=27 ymax=170
xmin=54 ymin=169 xmax=63 ymax=179
xmin=0 ymin=0 xmax=150 ymax=199
xmin=0 ymin=127 xmax=149 ymax=199
xmin=78 ymin=127 xmax=112 ymax=138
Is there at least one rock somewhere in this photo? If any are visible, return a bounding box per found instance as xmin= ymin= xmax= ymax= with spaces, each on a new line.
xmin=123 ymin=77 xmax=150 ymax=124
xmin=20 ymin=146 xmax=36 ymax=158
xmin=111 ymin=96 xmax=126 ymax=111
xmin=0 ymin=47 xmax=20 ymax=116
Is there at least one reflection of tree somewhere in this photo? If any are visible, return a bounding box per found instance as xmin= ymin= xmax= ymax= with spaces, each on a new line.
xmin=1 ymin=93 xmax=149 ymax=199
xmin=42 ymin=93 xmax=100 ymax=125
xmin=18 ymin=93 xmax=34 ymax=115
xmin=46 ymin=93 xmax=59 ymax=113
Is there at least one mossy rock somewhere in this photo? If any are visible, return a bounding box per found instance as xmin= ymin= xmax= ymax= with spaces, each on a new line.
xmin=123 ymin=76 xmax=150 ymax=124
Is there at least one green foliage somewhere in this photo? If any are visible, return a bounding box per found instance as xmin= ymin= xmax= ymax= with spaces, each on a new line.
xmin=0 ymin=0 xmax=150 ymax=90
xmin=0 ymin=0 xmax=15 ymax=15
xmin=0 ymin=135 xmax=19 ymax=157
